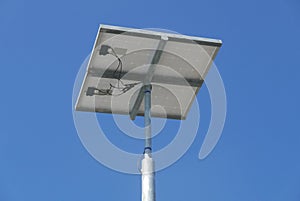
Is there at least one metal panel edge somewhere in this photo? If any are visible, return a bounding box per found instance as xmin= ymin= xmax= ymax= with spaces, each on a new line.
xmin=75 ymin=25 xmax=102 ymax=111
xmin=100 ymin=24 xmax=222 ymax=47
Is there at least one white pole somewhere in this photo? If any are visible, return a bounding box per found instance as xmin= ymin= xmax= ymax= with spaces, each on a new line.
xmin=141 ymin=154 xmax=155 ymax=201
xmin=142 ymin=84 xmax=155 ymax=201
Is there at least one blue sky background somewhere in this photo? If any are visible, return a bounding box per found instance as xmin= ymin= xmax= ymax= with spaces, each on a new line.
xmin=1 ymin=0 xmax=300 ymax=200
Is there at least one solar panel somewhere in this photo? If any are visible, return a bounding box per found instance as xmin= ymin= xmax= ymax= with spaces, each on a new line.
xmin=75 ymin=24 xmax=222 ymax=119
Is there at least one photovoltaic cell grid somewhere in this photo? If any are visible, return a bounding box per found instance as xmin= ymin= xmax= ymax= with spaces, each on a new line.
xmin=75 ymin=25 xmax=222 ymax=119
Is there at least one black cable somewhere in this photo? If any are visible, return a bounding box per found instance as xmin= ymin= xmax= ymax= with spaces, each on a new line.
xmin=87 ymin=46 xmax=141 ymax=97
xmin=109 ymin=49 xmax=123 ymax=87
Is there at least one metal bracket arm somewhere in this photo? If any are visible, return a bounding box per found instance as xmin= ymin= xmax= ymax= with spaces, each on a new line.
xmin=129 ymin=38 xmax=167 ymax=120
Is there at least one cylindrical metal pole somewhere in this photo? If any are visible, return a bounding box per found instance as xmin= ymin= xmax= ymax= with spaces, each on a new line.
xmin=141 ymin=84 xmax=155 ymax=201
xmin=144 ymin=85 xmax=152 ymax=153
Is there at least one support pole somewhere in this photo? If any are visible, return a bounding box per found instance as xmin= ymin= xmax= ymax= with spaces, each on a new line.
xmin=141 ymin=84 xmax=155 ymax=201
xmin=144 ymin=85 xmax=152 ymax=153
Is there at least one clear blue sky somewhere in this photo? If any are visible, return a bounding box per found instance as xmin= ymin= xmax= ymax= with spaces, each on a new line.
xmin=1 ymin=0 xmax=300 ymax=200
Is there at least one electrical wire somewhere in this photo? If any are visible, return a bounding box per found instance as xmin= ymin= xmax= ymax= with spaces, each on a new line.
xmin=87 ymin=46 xmax=141 ymax=97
